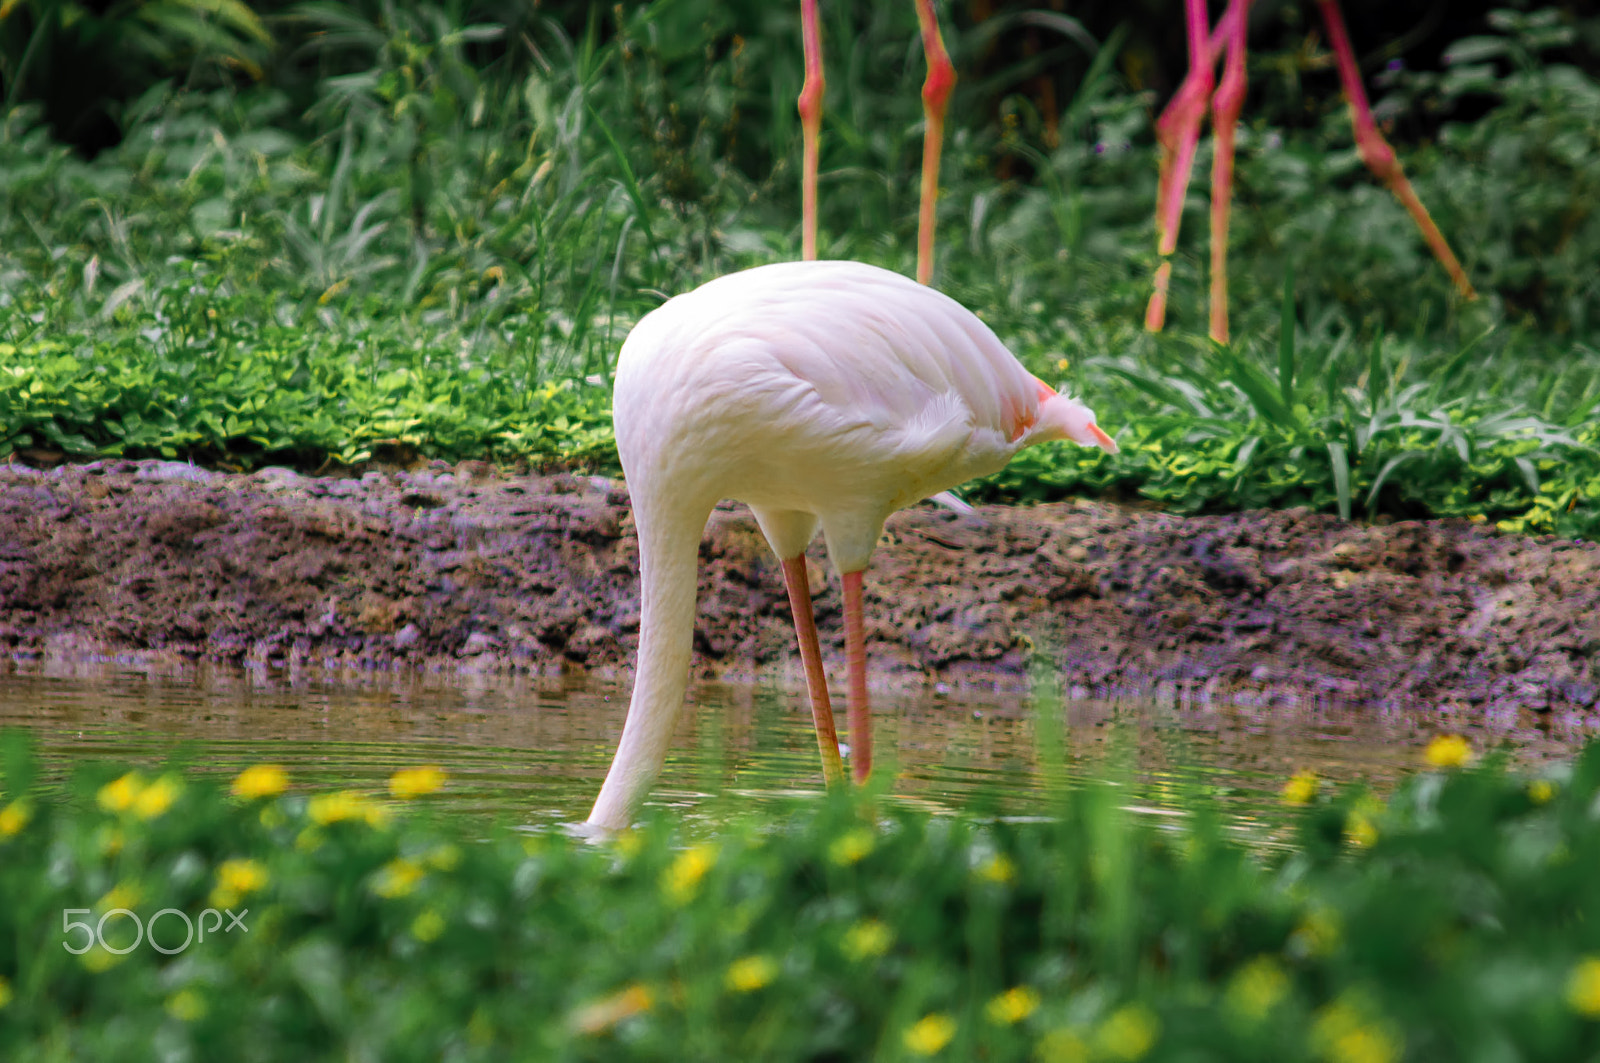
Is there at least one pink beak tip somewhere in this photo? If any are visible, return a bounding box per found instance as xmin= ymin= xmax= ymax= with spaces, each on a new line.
xmin=1089 ymin=423 xmax=1119 ymax=454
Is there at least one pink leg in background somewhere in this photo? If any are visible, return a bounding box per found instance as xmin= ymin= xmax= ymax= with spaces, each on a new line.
xmin=799 ymin=0 xmax=825 ymax=261
xmin=913 ymin=0 xmax=957 ymax=286
xmin=1146 ymin=0 xmax=1215 ymax=332
xmin=1207 ymin=0 xmax=1251 ymax=345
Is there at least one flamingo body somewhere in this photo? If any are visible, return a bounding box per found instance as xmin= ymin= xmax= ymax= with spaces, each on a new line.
xmin=589 ymin=260 xmax=1115 ymax=830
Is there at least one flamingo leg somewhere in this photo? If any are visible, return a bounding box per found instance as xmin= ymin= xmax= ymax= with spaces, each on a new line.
xmin=913 ymin=0 xmax=956 ymax=286
xmin=1207 ymin=0 xmax=1250 ymax=345
xmin=840 ymin=569 xmax=873 ymax=784
xmin=1145 ymin=0 xmax=1215 ymax=332
xmin=781 ymin=555 xmax=845 ymax=786
xmin=1315 ymin=0 xmax=1476 ymax=300
xmin=799 ymin=0 xmax=825 ymax=261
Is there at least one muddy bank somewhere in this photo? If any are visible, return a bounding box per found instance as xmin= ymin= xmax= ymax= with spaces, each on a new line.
xmin=1 ymin=459 xmax=1596 ymax=719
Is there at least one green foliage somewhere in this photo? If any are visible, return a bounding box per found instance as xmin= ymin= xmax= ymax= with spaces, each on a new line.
xmin=3 ymin=732 xmax=1600 ymax=1059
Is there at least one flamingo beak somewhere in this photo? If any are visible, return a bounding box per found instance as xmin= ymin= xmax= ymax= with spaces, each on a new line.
xmin=1088 ymin=423 xmax=1119 ymax=454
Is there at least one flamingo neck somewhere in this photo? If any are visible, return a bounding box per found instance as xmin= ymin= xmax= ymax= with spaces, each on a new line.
xmin=587 ymin=493 xmax=708 ymax=832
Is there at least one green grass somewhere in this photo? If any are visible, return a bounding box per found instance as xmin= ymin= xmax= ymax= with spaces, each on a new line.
xmin=3 ymin=729 xmax=1600 ymax=1060
xmin=2 ymin=4 xmax=1599 ymax=534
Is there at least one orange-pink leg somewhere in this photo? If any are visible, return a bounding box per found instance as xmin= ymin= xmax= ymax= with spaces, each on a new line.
xmin=913 ymin=0 xmax=956 ymax=286
xmin=840 ymin=569 xmax=872 ymax=784
xmin=1316 ymin=0 xmax=1476 ymax=300
xmin=781 ymin=555 xmax=845 ymax=786
xmin=1207 ymin=0 xmax=1250 ymax=345
xmin=1145 ymin=0 xmax=1215 ymax=332
xmin=799 ymin=0 xmax=825 ymax=261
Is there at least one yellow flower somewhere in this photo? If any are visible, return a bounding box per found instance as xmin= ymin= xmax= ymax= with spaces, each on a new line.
xmin=425 ymin=843 xmax=461 ymax=871
xmin=1282 ymin=770 xmax=1319 ymax=806
xmin=166 ymin=989 xmax=206 ymax=1022
xmin=725 ymin=954 xmax=778 ymax=993
xmin=1035 ymin=1028 xmax=1090 ymax=1063
xmin=412 ymin=909 xmax=446 ymax=942
xmin=1225 ymin=956 xmax=1290 ymax=1024
xmin=1566 ymin=956 xmax=1600 ymax=1017
xmin=903 ymin=1013 xmax=957 ymax=1055
xmin=217 ymin=858 xmax=268 ymax=895
xmin=96 ymin=883 xmax=142 ymax=914
xmin=0 ymin=799 xmax=31 ymax=837
xmin=986 ymin=985 xmax=1041 ymax=1025
xmin=80 ymin=945 xmax=125 ymax=973
xmin=373 ymin=858 xmax=426 ymax=898
xmin=0 ymin=974 xmax=12 ymax=1009
xmin=841 ymin=918 xmax=894 ymax=961
xmin=1095 ymin=1004 xmax=1160 ymax=1061
xmin=134 ymin=776 xmax=181 ymax=819
xmin=308 ymin=791 xmax=389 ymax=829
xmin=570 ymin=983 xmax=653 ymax=1035
xmin=1345 ymin=798 xmax=1382 ymax=848
xmin=389 ymin=765 xmax=446 ymax=798
xmin=98 ymin=772 xmax=144 ymax=813
xmin=1529 ymin=779 xmax=1556 ymax=805
xmin=1290 ymin=907 xmax=1342 ymax=958
xmin=829 ymin=828 xmax=875 ymax=866
xmin=976 ymin=853 xmax=1017 ymax=885
xmin=231 ymin=764 xmax=289 ymax=799
xmin=1424 ymin=734 xmax=1473 ymax=769
xmin=1311 ymin=995 xmax=1401 ymax=1063
xmin=662 ymin=843 xmax=717 ymax=904
xmin=613 ymin=829 xmax=643 ymax=860
xmin=97 ymin=826 xmax=124 ymax=856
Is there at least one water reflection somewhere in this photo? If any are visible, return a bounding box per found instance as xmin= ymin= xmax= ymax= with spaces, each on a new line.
xmin=0 ymin=663 xmax=1588 ymax=839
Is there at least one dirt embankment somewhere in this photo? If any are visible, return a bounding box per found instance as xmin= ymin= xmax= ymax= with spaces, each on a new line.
xmin=1 ymin=459 xmax=1597 ymax=718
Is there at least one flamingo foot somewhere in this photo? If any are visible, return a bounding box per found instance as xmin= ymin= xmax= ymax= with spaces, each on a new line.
xmin=781 ymin=555 xmax=844 ymax=786
xmin=840 ymin=569 xmax=872 ymax=785
xmin=913 ymin=0 xmax=955 ymax=286
xmin=799 ymin=0 xmax=825 ymax=262
xmin=1316 ymin=0 xmax=1476 ymax=300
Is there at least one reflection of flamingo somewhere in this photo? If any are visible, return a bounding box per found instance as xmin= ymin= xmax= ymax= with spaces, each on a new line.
xmin=586 ymin=260 xmax=1119 ymax=831
xmin=1149 ymin=0 xmax=1478 ymax=343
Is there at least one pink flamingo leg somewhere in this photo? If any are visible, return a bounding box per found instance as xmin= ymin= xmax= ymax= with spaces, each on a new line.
xmin=781 ymin=556 xmax=845 ymax=786
xmin=1146 ymin=0 xmax=1215 ymax=332
xmin=913 ymin=0 xmax=956 ymax=286
xmin=840 ymin=569 xmax=873 ymax=784
xmin=1316 ymin=1 xmax=1476 ymax=300
xmin=1207 ymin=0 xmax=1250 ymax=345
xmin=799 ymin=0 xmax=825 ymax=261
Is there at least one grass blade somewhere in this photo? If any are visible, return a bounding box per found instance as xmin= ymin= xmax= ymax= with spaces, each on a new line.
xmin=1327 ymin=441 xmax=1351 ymax=522
xmin=1278 ymin=262 xmax=1296 ymax=409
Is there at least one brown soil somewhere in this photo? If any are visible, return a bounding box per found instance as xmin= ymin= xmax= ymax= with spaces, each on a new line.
xmin=2 ymin=458 xmax=1597 ymax=719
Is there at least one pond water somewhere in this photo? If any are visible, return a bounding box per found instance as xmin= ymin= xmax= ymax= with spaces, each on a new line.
xmin=0 ymin=664 xmax=1586 ymax=842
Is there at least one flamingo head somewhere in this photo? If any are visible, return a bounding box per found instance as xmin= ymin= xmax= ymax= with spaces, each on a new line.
xmin=1032 ymin=383 xmax=1119 ymax=454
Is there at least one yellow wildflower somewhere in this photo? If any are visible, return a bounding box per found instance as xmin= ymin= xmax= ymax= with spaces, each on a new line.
xmin=426 ymin=843 xmax=462 ymax=871
xmin=1529 ymin=779 xmax=1556 ymax=805
xmin=373 ymin=858 xmax=426 ymax=898
xmin=1567 ymin=956 xmax=1600 ymax=1018
xmin=976 ymin=853 xmax=1017 ymax=885
xmin=1311 ymin=995 xmax=1401 ymax=1063
xmin=134 ymin=775 xmax=181 ymax=819
xmin=96 ymin=883 xmax=142 ymax=914
xmin=218 ymin=859 xmax=268 ymax=895
xmin=389 ymin=765 xmax=446 ymax=798
xmin=231 ymin=764 xmax=289 ymax=799
xmin=1424 ymin=734 xmax=1473 ymax=769
xmin=1095 ymin=1004 xmax=1160 ymax=1061
xmin=613 ymin=829 xmax=643 ymax=860
xmin=570 ymin=983 xmax=653 ymax=1034
xmin=1035 ymin=1028 xmax=1090 ymax=1063
xmin=308 ymin=791 xmax=389 ymax=828
xmin=829 ymin=828 xmax=875 ymax=866
xmin=97 ymin=772 xmax=144 ymax=813
xmin=1345 ymin=798 xmax=1381 ymax=848
xmin=1282 ymin=770 xmax=1319 ymax=806
xmin=80 ymin=945 xmax=125 ymax=973
xmin=0 ymin=974 xmax=11 ymax=1009
xmin=97 ymin=826 xmax=124 ymax=856
xmin=662 ymin=843 xmax=717 ymax=904
xmin=986 ymin=985 xmax=1040 ymax=1025
xmin=904 ymin=1013 xmax=957 ymax=1055
xmin=1290 ymin=907 xmax=1342 ymax=958
xmin=166 ymin=989 xmax=206 ymax=1022
xmin=725 ymin=954 xmax=778 ymax=993
xmin=0 ymin=799 xmax=31 ymax=837
xmin=841 ymin=918 xmax=894 ymax=961
xmin=412 ymin=909 xmax=446 ymax=942
xmin=1225 ymin=956 xmax=1290 ymax=1024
